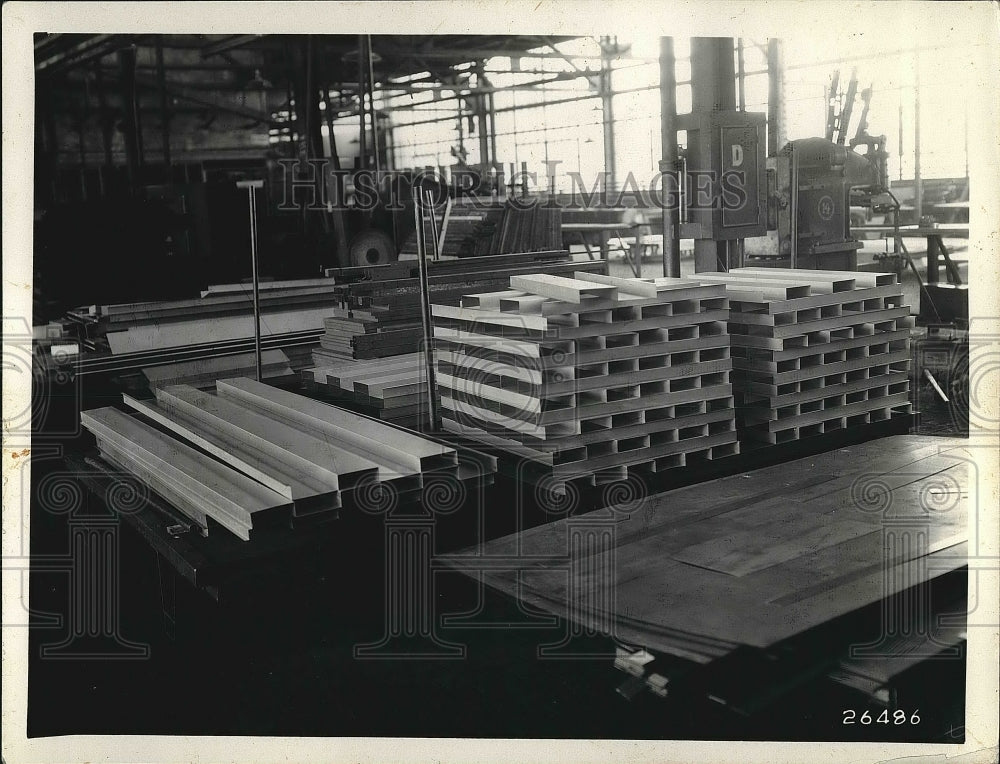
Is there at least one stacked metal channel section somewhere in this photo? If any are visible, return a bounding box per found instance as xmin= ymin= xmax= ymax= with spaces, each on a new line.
xmin=303 ymin=352 xmax=429 ymax=428
xmin=432 ymin=272 xmax=740 ymax=494
xmin=695 ymin=268 xmax=912 ymax=445
xmin=81 ymin=379 xmax=486 ymax=541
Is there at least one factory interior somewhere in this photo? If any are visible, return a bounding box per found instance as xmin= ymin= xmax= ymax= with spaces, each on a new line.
xmin=14 ymin=28 xmax=990 ymax=747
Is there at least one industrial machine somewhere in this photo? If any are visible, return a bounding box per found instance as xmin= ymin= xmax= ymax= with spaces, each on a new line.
xmin=769 ymin=70 xmax=894 ymax=271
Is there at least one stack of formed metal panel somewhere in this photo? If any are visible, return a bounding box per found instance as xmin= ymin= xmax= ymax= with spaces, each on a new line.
xmin=318 ymin=309 xmax=423 ymax=361
xmin=431 ymin=272 xmax=740 ymax=495
xmin=694 ymin=267 xmax=912 ymax=445
xmin=80 ymin=378 xmax=483 ymax=541
xmin=303 ymin=352 xmax=429 ymax=429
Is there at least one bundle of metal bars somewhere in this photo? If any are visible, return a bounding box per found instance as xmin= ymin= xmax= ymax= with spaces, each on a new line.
xmin=80 ymin=378 xmax=483 ymax=541
xmin=66 ymin=280 xmax=343 ymax=381
xmin=74 ymin=280 xmax=341 ymax=350
xmin=431 ymin=272 xmax=740 ymax=495
xmin=141 ymin=349 xmax=294 ymax=389
xmin=318 ymin=309 xmax=424 ymax=361
xmin=693 ymin=267 xmax=912 ymax=445
xmin=304 ymin=352 xmax=429 ymax=429
xmin=311 ymin=251 xmax=606 ymax=366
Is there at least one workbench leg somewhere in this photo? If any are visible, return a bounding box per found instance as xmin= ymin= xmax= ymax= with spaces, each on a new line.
xmin=937 ymin=239 xmax=963 ymax=285
xmin=355 ymin=517 xmax=465 ymax=659
xmin=926 ymin=235 xmax=941 ymax=285
xmin=154 ymin=552 xmax=177 ymax=642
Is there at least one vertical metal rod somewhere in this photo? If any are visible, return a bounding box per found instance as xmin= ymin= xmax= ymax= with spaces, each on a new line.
xmin=487 ymin=88 xmax=498 ymax=169
xmin=659 ymin=36 xmax=680 ymax=278
xmin=475 ymin=66 xmax=491 ymax=167
xmin=156 ymin=36 xmax=171 ymax=173
xmin=599 ymin=35 xmax=617 ymax=190
xmin=367 ymin=34 xmax=381 ymax=176
xmin=239 ymin=180 xmax=265 ymax=381
xmin=789 ymin=144 xmax=799 ymax=268
xmin=437 ymin=195 xmax=453 ymax=258
xmin=767 ymin=39 xmax=786 ymax=156
xmin=250 ymin=185 xmax=262 ymax=381
xmin=737 ymin=38 xmax=746 ymax=111
xmin=118 ymin=46 xmax=142 ymax=194
xmin=425 ymin=188 xmax=441 ymax=261
xmin=414 ymin=196 xmax=440 ymax=430
xmin=357 ymin=35 xmax=368 ymax=169
xmin=304 ymin=35 xmax=314 ymax=164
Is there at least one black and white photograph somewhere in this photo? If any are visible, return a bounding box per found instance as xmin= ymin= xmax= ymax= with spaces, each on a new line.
xmin=3 ymin=2 xmax=999 ymax=763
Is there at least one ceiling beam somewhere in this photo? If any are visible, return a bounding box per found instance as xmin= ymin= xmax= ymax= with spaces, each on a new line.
xmin=201 ymin=34 xmax=265 ymax=58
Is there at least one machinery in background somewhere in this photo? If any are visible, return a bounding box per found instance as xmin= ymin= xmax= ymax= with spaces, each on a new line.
xmin=767 ymin=69 xmax=895 ymax=271
xmin=677 ymin=109 xmax=768 ymax=272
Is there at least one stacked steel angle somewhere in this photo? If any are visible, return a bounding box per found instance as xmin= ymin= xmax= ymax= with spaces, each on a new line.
xmin=431 ymin=272 xmax=741 ymax=495
xmin=694 ymin=267 xmax=912 ymax=445
xmin=81 ymin=379 xmax=492 ymax=541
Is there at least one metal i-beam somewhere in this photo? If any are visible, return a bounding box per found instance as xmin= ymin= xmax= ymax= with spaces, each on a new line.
xmin=133 ymin=75 xmax=275 ymax=124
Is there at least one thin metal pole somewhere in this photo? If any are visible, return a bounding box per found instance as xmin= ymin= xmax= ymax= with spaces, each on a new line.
xmin=737 ymin=38 xmax=746 ymax=111
xmin=238 ymin=180 xmax=265 ymax=381
xmin=659 ymin=36 xmax=680 ymax=278
xmin=367 ymin=34 xmax=381 ymax=175
xmin=767 ymin=39 xmax=786 ymax=156
xmin=156 ymin=36 xmax=172 ymax=173
xmin=357 ymin=35 xmax=367 ymax=169
xmin=425 ymin=188 xmax=441 ymax=261
xmin=414 ymin=195 xmax=441 ymax=430
xmin=789 ymin=144 xmax=799 ymax=268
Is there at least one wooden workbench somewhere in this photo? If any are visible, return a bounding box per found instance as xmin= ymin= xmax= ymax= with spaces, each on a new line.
xmin=446 ymin=434 xmax=970 ymax=664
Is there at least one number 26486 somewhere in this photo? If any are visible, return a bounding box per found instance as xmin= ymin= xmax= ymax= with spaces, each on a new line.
xmin=843 ymin=709 xmax=920 ymax=725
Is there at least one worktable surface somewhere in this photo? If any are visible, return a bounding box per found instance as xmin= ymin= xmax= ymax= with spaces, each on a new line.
xmin=450 ymin=434 xmax=971 ymax=663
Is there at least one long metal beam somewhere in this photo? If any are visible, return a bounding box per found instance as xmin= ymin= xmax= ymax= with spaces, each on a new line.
xmin=201 ymin=34 xmax=264 ymax=59
xmin=374 ymin=47 xmax=656 ymax=62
